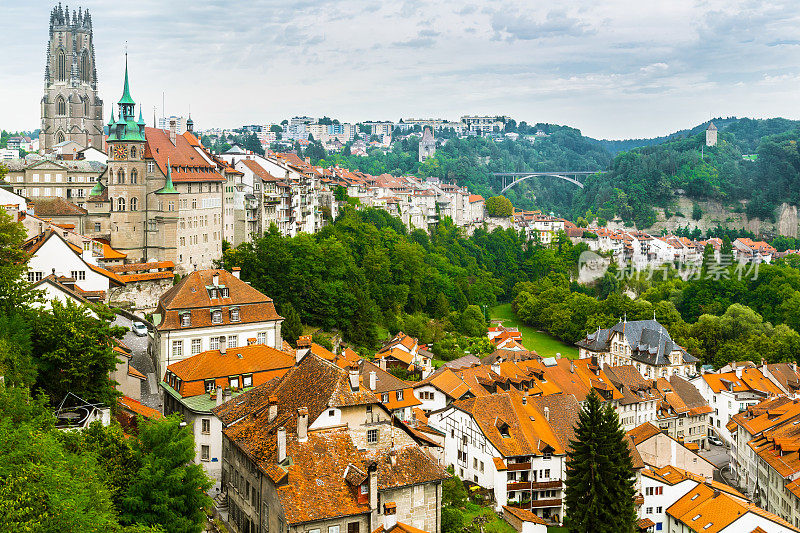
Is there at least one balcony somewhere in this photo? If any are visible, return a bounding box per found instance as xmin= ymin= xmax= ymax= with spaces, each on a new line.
xmin=528 ymin=498 xmax=562 ymax=509
xmin=507 ymin=462 xmax=531 ymax=471
xmin=507 ymin=482 xmax=532 ymax=491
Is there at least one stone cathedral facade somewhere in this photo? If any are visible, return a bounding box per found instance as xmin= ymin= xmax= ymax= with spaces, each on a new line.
xmin=39 ymin=4 xmax=104 ymax=153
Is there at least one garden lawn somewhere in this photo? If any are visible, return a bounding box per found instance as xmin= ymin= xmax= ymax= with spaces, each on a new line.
xmin=490 ymin=303 xmax=579 ymax=359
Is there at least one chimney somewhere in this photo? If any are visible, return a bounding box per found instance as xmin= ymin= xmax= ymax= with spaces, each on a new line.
xmin=220 ymin=344 xmax=227 ymax=356
xmin=544 ymin=406 xmax=550 ymax=421
xmin=735 ymin=365 xmax=743 ymax=379
xmin=349 ymin=364 xmax=359 ymax=392
xmin=297 ymin=407 xmax=308 ymax=442
xmin=169 ymin=118 xmax=177 ymax=145
xmin=382 ymin=502 xmax=398 ymax=529
xmin=277 ymin=427 xmax=286 ymax=464
xmin=215 ymin=386 xmax=223 ymax=407
xmin=379 ymin=357 xmax=387 ymax=371
xmin=232 ymin=267 xmax=241 ymax=279
xmin=268 ymin=395 xmax=278 ymax=422
xmin=368 ymin=461 xmax=379 ymax=524
xmin=522 ymin=396 xmax=527 ymax=405
xmin=212 ymin=272 xmax=220 ymax=286
xmin=369 ymin=371 xmax=377 ymax=391
xmin=570 ymin=360 xmax=575 ymax=373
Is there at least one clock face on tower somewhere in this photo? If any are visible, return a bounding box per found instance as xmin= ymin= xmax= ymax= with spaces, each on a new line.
xmin=114 ymin=145 xmax=126 ymax=160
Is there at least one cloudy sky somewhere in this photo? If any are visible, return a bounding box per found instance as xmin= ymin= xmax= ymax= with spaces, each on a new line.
xmin=2 ymin=0 xmax=800 ymax=138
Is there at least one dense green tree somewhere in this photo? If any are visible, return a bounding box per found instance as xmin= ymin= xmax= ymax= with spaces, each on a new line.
xmin=30 ymin=300 xmax=125 ymax=404
xmin=120 ymin=416 xmax=212 ymax=532
xmin=0 ymin=208 xmax=34 ymax=314
xmin=281 ymin=302 xmax=303 ymax=347
xmin=460 ymin=305 xmax=487 ymax=337
xmin=485 ymin=195 xmax=513 ymax=217
xmin=565 ymin=391 xmax=636 ymax=533
xmin=0 ymin=387 xmax=119 ymax=533
xmin=0 ymin=312 xmax=36 ymax=386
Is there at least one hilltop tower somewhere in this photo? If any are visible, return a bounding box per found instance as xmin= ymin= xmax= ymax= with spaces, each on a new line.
xmin=418 ymin=126 xmax=436 ymax=162
xmin=40 ymin=4 xmax=104 ymax=153
xmin=705 ymin=121 xmax=718 ymax=147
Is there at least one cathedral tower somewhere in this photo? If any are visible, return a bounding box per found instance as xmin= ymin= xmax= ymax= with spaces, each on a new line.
xmin=40 ymin=4 xmax=104 ymax=153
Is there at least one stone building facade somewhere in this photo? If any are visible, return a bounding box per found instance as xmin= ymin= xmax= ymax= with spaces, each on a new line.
xmin=40 ymin=5 xmax=104 ymax=153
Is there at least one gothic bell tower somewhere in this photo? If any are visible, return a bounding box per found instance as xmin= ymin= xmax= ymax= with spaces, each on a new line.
xmin=40 ymin=3 xmax=104 ymax=153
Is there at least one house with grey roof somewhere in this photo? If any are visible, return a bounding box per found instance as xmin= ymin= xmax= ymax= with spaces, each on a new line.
xmin=576 ymin=319 xmax=698 ymax=380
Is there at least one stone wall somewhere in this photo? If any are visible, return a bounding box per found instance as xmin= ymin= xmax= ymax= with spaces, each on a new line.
xmin=636 ymin=196 xmax=799 ymax=237
xmin=383 ymin=482 xmax=441 ymax=533
xmin=109 ymin=278 xmax=173 ymax=314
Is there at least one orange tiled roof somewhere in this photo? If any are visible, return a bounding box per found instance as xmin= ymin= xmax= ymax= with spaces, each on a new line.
xmin=106 ymin=260 xmax=174 ymax=273
xmin=117 ymin=396 xmax=163 ymax=420
xmin=502 ymin=505 xmax=548 ymax=524
xmin=667 ymin=483 xmax=795 ymax=533
xmin=156 ymin=269 xmax=282 ymax=331
xmin=165 ymin=343 xmax=294 ymax=397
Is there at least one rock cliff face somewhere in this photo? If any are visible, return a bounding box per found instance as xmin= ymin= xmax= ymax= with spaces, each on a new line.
xmin=633 ymin=196 xmax=799 ymax=237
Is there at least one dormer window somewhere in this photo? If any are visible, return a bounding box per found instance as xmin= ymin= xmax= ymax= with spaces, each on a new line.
xmin=396 ymin=390 xmax=403 ymax=401
xmin=382 ymin=393 xmax=389 ymax=403
xmin=221 ymin=288 xmax=229 ymax=298
xmin=209 ymin=288 xmax=218 ymax=299
xmin=230 ymin=307 xmax=240 ymax=322
xmin=211 ymin=309 xmax=222 ymax=324
xmin=205 ymin=379 xmax=215 ymax=393
xmin=180 ymin=312 xmax=191 ymax=327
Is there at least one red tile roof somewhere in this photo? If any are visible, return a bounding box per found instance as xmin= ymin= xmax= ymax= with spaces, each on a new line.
xmin=144 ymin=128 xmax=224 ymax=183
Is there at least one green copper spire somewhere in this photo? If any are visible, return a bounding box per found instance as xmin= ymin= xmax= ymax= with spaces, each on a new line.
xmin=156 ymin=158 xmax=179 ymax=195
xmin=107 ymin=109 xmax=116 ymax=127
xmin=137 ymin=106 xmax=146 ymax=126
xmin=89 ymin=179 xmax=105 ymax=197
xmin=118 ymin=54 xmax=136 ymax=106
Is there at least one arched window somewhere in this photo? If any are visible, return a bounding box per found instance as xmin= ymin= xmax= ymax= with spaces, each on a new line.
xmin=108 ymin=170 xmax=113 ymax=184
xmin=57 ymin=49 xmax=66 ymax=81
xmin=80 ymin=51 xmax=90 ymax=83
xmin=130 ymin=197 xmax=138 ymax=211
xmin=56 ymin=96 xmax=66 ymax=116
xmin=84 ymin=99 xmax=89 ymax=117
xmin=118 ymin=170 xmax=125 ymax=184
xmin=56 ymin=131 xmax=65 ymax=144
xmin=117 ymin=197 xmax=126 ymax=211
xmin=130 ymin=146 xmax=137 ymax=159
xmin=130 ymin=169 xmax=137 ymax=184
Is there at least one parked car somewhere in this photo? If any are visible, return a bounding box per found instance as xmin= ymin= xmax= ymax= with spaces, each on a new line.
xmin=708 ymin=435 xmax=724 ymax=447
xmin=132 ymin=322 xmax=148 ymax=337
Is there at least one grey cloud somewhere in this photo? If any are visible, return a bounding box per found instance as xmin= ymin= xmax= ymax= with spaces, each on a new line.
xmin=491 ymin=9 xmax=595 ymax=41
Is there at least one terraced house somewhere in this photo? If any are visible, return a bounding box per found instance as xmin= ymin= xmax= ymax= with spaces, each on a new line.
xmin=428 ymin=390 xmax=580 ymax=524
xmin=726 ymin=396 xmax=800 ymax=527
xmin=161 ymin=343 xmax=294 ymax=487
xmin=153 ymin=268 xmax=283 ymax=376
xmin=212 ymin=352 xmax=447 ymax=533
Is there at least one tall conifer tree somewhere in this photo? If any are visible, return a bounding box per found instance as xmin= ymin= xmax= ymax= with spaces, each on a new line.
xmin=565 ymin=390 xmax=636 ymax=533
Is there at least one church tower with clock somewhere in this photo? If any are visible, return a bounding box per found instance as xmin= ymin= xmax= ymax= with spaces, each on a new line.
xmin=104 ymin=57 xmax=148 ymax=262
